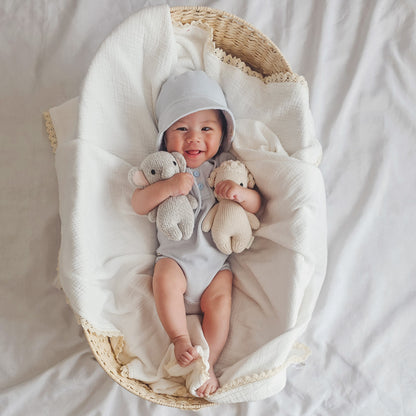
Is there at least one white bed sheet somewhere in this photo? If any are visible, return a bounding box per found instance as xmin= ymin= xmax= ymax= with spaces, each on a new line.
xmin=1 ymin=0 xmax=415 ymax=415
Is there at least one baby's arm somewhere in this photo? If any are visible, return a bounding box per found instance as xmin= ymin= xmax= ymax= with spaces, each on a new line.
xmin=215 ymin=180 xmax=261 ymax=214
xmin=131 ymin=172 xmax=194 ymax=215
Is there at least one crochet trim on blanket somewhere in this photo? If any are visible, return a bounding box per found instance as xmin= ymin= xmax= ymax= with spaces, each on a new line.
xmin=215 ymin=342 xmax=310 ymax=395
xmin=43 ymin=111 xmax=57 ymax=153
xmin=172 ymin=19 xmax=305 ymax=85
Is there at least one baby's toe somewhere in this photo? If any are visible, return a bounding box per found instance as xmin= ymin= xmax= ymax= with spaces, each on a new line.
xmin=197 ymin=377 xmax=219 ymax=397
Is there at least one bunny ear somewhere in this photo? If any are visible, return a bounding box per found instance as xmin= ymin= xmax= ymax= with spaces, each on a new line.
xmin=128 ymin=167 xmax=149 ymax=188
xmin=172 ymin=152 xmax=187 ymax=172
xmin=247 ymin=172 xmax=256 ymax=188
xmin=208 ymin=168 xmax=217 ymax=188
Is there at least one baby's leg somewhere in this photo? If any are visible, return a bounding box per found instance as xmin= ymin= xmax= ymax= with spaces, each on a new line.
xmin=153 ymin=258 xmax=199 ymax=366
xmin=196 ymin=269 xmax=233 ymax=397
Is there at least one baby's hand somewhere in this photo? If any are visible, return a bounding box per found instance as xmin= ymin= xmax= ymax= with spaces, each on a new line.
xmin=167 ymin=172 xmax=194 ymax=197
xmin=215 ymin=180 xmax=245 ymax=203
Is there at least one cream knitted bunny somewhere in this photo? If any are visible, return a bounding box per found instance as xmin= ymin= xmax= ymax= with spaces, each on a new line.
xmin=202 ymin=160 xmax=260 ymax=255
xmin=129 ymin=151 xmax=198 ymax=241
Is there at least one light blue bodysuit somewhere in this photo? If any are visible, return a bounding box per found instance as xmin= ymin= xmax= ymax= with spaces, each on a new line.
xmin=156 ymin=154 xmax=233 ymax=314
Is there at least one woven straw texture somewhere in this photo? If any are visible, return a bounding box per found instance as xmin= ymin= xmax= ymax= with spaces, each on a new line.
xmin=170 ymin=6 xmax=292 ymax=78
xmin=52 ymin=6 xmax=294 ymax=410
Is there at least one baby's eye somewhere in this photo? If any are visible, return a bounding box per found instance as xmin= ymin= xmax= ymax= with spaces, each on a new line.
xmin=201 ymin=127 xmax=211 ymax=131
xmin=176 ymin=127 xmax=187 ymax=131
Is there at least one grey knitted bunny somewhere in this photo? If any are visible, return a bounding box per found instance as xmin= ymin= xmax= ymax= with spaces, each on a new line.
xmin=129 ymin=151 xmax=197 ymax=241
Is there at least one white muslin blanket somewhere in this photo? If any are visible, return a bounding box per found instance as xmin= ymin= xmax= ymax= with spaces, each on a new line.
xmin=52 ymin=5 xmax=327 ymax=403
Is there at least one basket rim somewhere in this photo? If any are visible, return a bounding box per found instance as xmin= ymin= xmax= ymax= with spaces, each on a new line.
xmin=170 ymin=5 xmax=293 ymax=77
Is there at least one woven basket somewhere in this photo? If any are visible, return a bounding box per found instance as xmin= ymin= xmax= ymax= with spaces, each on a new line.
xmin=79 ymin=6 xmax=293 ymax=410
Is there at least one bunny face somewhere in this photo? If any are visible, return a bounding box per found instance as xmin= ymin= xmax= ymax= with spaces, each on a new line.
xmin=140 ymin=151 xmax=187 ymax=184
xmin=208 ymin=160 xmax=255 ymax=191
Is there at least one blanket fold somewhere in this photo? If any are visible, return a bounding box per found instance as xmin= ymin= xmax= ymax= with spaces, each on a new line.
xmin=51 ymin=4 xmax=327 ymax=403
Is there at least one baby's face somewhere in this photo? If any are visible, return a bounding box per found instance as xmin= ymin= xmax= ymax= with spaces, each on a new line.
xmin=164 ymin=109 xmax=223 ymax=169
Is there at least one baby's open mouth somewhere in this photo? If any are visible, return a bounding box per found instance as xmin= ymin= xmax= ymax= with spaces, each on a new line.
xmin=186 ymin=150 xmax=202 ymax=155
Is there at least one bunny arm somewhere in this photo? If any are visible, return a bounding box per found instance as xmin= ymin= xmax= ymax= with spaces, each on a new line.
xmin=201 ymin=203 xmax=219 ymax=232
xmin=246 ymin=211 xmax=260 ymax=230
xmin=187 ymin=194 xmax=198 ymax=210
xmin=148 ymin=207 xmax=157 ymax=223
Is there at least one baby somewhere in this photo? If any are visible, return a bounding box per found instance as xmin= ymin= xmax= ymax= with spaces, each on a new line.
xmin=131 ymin=71 xmax=261 ymax=397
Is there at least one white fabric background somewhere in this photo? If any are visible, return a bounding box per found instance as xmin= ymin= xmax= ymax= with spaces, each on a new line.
xmin=1 ymin=1 xmax=414 ymax=415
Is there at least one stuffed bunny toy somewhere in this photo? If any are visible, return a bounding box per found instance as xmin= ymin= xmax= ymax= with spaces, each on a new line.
xmin=129 ymin=151 xmax=198 ymax=241
xmin=202 ymin=160 xmax=260 ymax=255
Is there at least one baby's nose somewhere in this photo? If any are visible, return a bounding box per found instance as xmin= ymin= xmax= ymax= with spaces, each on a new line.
xmin=186 ymin=130 xmax=200 ymax=142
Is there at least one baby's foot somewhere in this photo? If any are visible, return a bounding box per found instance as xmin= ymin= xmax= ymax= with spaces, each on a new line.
xmin=172 ymin=335 xmax=199 ymax=367
xmin=196 ymin=367 xmax=219 ymax=397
